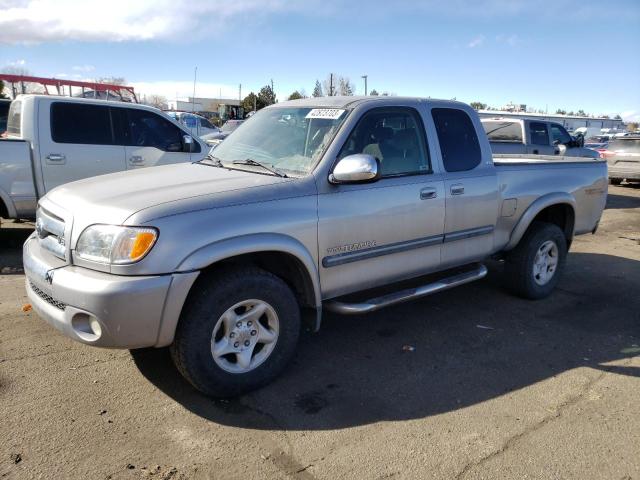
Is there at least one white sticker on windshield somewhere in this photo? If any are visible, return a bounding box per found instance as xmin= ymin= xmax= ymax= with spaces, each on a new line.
xmin=305 ymin=108 xmax=346 ymax=120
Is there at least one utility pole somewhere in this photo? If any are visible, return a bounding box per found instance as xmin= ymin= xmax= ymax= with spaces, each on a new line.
xmin=270 ymin=78 xmax=275 ymax=104
xmin=361 ymin=75 xmax=368 ymax=96
xmin=329 ymin=74 xmax=333 ymax=96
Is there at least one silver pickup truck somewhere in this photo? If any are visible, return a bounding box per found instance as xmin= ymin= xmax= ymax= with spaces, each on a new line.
xmin=23 ymin=97 xmax=607 ymax=397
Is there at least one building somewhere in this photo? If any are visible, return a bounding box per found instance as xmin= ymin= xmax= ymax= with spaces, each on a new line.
xmin=478 ymin=109 xmax=625 ymax=136
xmin=167 ymin=96 xmax=242 ymax=120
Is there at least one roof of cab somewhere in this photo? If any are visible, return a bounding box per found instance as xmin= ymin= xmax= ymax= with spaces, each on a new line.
xmin=14 ymin=94 xmax=162 ymax=113
xmin=274 ymin=95 xmax=468 ymax=109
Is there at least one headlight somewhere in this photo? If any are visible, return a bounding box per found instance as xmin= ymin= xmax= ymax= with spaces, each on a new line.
xmin=75 ymin=225 xmax=158 ymax=264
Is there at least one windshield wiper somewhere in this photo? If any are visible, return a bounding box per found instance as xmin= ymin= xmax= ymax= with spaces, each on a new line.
xmin=200 ymin=153 xmax=225 ymax=168
xmin=232 ymin=159 xmax=288 ymax=178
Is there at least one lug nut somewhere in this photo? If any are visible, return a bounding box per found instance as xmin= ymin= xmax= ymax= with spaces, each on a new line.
xmin=233 ymin=341 xmax=239 ymax=348
xmin=250 ymin=330 xmax=257 ymax=336
xmin=236 ymin=321 xmax=242 ymax=328
xmin=229 ymin=332 xmax=235 ymax=338
xmin=247 ymin=321 xmax=252 ymax=327
xmin=244 ymin=340 xmax=250 ymax=347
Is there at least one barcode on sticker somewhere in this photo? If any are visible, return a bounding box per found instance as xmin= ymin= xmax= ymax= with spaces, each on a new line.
xmin=305 ymin=109 xmax=345 ymax=120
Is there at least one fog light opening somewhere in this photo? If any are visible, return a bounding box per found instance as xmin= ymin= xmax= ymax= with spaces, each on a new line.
xmin=71 ymin=313 xmax=102 ymax=341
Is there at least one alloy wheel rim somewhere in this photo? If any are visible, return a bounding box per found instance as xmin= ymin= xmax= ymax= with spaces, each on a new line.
xmin=210 ymin=299 xmax=279 ymax=374
xmin=533 ymin=240 xmax=559 ymax=286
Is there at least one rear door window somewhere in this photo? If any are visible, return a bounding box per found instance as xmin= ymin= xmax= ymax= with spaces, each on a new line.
xmin=51 ymin=102 xmax=113 ymax=145
xmin=529 ymin=122 xmax=549 ymax=146
xmin=431 ymin=108 xmax=481 ymax=172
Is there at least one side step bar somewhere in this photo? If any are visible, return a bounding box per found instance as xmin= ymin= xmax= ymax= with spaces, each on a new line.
xmin=324 ymin=263 xmax=488 ymax=315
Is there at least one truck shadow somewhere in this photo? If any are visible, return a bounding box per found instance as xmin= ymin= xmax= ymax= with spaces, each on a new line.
xmin=0 ymin=222 xmax=33 ymax=273
xmin=605 ymin=193 xmax=640 ymax=210
xmin=132 ymin=252 xmax=639 ymax=431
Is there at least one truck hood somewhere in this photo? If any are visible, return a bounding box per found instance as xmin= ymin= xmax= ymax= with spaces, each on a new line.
xmin=44 ymin=163 xmax=298 ymax=227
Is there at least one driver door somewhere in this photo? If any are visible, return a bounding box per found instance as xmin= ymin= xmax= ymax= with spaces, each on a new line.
xmin=119 ymin=107 xmax=200 ymax=169
xmin=317 ymin=107 xmax=445 ymax=299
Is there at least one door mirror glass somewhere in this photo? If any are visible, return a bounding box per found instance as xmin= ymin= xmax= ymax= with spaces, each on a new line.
xmin=329 ymin=154 xmax=379 ymax=184
xmin=182 ymin=134 xmax=195 ymax=152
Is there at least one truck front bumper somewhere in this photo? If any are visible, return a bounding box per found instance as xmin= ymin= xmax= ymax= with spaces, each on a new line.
xmin=23 ymin=235 xmax=199 ymax=349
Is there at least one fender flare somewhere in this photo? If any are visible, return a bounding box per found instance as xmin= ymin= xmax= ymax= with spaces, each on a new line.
xmin=504 ymin=192 xmax=576 ymax=251
xmin=177 ymin=231 xmax=322 ymax=309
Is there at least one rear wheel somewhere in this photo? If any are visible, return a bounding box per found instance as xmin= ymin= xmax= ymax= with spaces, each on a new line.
xmin=504 ymin=221 xmax=567 ymax=300
xmin=170 ymin=266 xmax=300 ymax=397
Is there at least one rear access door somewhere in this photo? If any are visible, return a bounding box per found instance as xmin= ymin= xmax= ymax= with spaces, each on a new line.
xmin=430 ymin=106 xmax=499 ymax=268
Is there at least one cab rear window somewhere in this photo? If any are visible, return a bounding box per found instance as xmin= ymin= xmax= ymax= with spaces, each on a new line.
xmin=482 ymin=121 xmax=522 ymax=142
xmin=7 ymin=100 xmax=22 ymax=136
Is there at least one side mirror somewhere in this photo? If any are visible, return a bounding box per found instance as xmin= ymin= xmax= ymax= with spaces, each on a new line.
xmin=182 ymin=134 xmax=195 ymax=152
xmin=329 ymin=154 xmax=380 ymax=184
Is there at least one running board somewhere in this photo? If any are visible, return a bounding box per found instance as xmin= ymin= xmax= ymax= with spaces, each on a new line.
xmin=324 ymin=263 xmax=488 ymax=315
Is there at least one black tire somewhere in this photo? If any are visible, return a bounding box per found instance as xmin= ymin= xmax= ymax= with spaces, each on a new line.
xmin=170 ymin=266 xmax=300 ymax=397
xmin=504 ymin=221 xmax=567 ymax=300
xmin=609 ymin=178 xmax=623 ymax=185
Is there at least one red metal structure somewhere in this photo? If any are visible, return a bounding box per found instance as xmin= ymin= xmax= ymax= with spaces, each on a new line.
xmin=0 ymin=74 xmax=138 ymax=102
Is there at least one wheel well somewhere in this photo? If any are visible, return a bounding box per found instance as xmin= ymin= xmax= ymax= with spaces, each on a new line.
xmin=200 ymin=251 xmax=317 ymax=309
xmin=531 ymin=203 xmax=575 ymax=248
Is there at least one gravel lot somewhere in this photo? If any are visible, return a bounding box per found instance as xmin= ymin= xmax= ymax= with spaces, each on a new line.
xmin=1 ymin=185 xmax=639 ymax=480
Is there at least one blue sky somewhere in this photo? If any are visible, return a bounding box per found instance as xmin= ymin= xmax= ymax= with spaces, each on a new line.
xmin=2 ymin=0 xmax=639 ymax=120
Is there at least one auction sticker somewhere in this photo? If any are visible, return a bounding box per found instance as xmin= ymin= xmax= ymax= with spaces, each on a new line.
xmin=306 ymin=108 xmax=345 ymax=120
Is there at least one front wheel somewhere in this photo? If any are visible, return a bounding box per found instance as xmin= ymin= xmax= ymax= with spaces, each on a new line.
xmin=504 ymin=221 xmax=567 ymax=300
xmin=609 ymin=178 xmax=623 ymax=185
xmin=170 ymin=266 xmax=300 ymax=397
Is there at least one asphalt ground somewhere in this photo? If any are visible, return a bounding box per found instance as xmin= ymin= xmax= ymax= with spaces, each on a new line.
xmin=1 ymin=184 xmax=639 ymax=480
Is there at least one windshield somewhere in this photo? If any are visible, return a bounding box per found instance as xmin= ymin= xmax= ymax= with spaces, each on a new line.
xmin=211 ymin=107 xmax=349 ymax=175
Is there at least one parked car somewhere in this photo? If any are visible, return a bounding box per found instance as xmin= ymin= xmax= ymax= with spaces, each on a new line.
xmin=202 ymin=119 xmax=244 ymax=147
xmin=481 ymin=118 xmax=599 ymax=158
xmin=23 ymin=97 xmax=607 ymax=397
xmin=0 ymin=95 xmax=207 ymax=220
xmin=0 ymin=99 xmax=10 ymax=135
xmin=603 ymin=136 xmax=640 ymax=184
xmin=165 ymin=111 xmax=221 ymax=138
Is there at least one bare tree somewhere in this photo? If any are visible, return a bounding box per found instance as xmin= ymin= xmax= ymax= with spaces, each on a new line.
xmin=323 ymin=74 xmax=355 ymax=96
xmin=338 ymin=77 xmax=354 ymax=96
xmin=322 ymin=73 xmax=337 ymax=96
xmin=95 ymin=76 xmax=127 ymax=85
xmin=145 ymin=94 xmax=168 ymax=109
xmin=0 ymin=66 xmax=44 ymax=94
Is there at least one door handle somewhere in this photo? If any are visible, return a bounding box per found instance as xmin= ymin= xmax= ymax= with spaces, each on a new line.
xmin=420 ymin=187 xmax=438 ymax=200
xmin=129 ymin=155 xmax=144 ymax=164
xmin=450 ymin=184 xmax=465 ymax=195
xmin=46 ymin=153 xmax=66 ymax=162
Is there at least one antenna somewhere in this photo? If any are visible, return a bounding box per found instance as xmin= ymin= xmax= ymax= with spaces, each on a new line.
xmin=190 ymin=66 xmax=197 ymax=163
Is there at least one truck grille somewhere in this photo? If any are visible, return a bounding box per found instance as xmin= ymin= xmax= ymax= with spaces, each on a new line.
xmin=35 ymin=207 xmax=66 ymax=260
xmin=29 ymin=281 xmax=66 ymax=311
